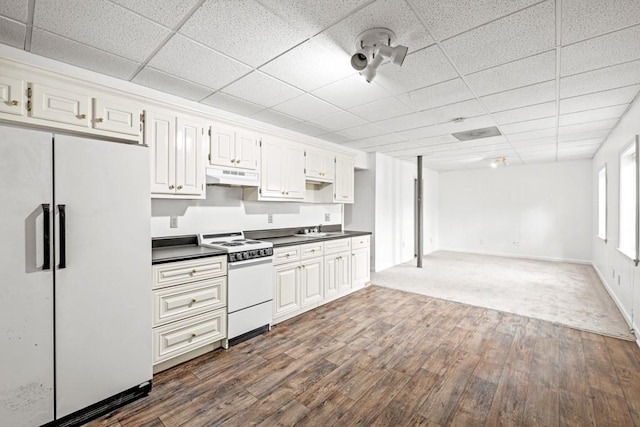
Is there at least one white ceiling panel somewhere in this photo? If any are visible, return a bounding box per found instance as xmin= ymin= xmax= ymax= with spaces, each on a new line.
xmin=442 ymin=1 xmax=555 ymax=75
xmin=507 ymin=127 xmax=557 ymax=142
xmin=259 ymin=39 xmax=354 ymax=92
xmin=30 ymin=29 xmax=139 ymax=80
xmin=481 ymin=80 xmax=556 ymax=112
xmin=33 ymin=0 xmax=170 ymax=62
xmin=559 ymin=105 xmax=628 ymax=127
xmin=418 ymin=99 xmax=488 ymax=127
xmin=312 ymin=74 xmax=390 ymax=110
xmin=409 ymin=0 xmax=540 ymax=41
xmin=272 ymin=94 xmax=341 ymax=121
xmin=148 ymin=35 xmax=251 ymax=90
xmin=340 ymin=123 xmax=388 ymax=140
xmin=109 ymin=0 xmax=200 ymax=28
xmin=377 ymin=135 xmax=457 ymax=153
xmin=342 ymin=133 xmax=408 ymax=150
xmin=492 ymin=102 xmax=557 ymax=124
xmin=377 ymin=111 xmax=430 ymax=133
xmin=200 ymin=92 xmax=265 ymax=116
xmin=133 ymin=67 xmax=214 ymax=100
xmin=560 ymin=60 xmax=640 ymax=98
xmin=222 ymin=71 xmax=304 ymax=108
xmin=179 ymin=0 xmax=306 ymax=67
xmin=559 ymin=85 xmax=640 ymax=114
xmin=349 ymin=96 xmax=414 ymax=122
xmin=317 ymin=132 xmax=352 ymax=144
xmin=310 ymin=110 xmax=367 ymax=131
xmin=511 ymin=137 xmax=557 ymax=149
xmin=557 ymin=119 xmax=618 ymax=136
xmin=465 ymin=50 xmax=556 ymax=96
xmin=396 ymin=78 xmax=474 ymax=111
xmin=500 ymin=116 xmax=557 ymax=135
xmin=286 ymin=121 xmax=331 ymax=137
xmin=0 ymin=16 xmax=25 ymax=49
xmin=316 ymin=0 xmax=434 ymax=57
xmin=251 ymin=109 xmax=300 ymax=128
xmin=561 ymin=25 xmax=640 ymax=76
xmin=557 ymin=129 xmax=611 ymax=142
xmin=0 ymin=0 xmax=28 ymax=22
xmin=374 ymin=45 xmax=458 ymax=94
xmin=394 ymin=115 xmax=498 ymax=142
xmin=562 ymin=0 xmax=640 ymax=45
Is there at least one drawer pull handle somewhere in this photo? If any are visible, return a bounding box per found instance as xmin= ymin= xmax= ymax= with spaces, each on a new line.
xmin=78 ymin=113 xmax=86 ymax=119
xmin=191 ymin=333 xmax=197 ymax=338
xmin=236 ymin=160 xmax=241 ymax=164
xmin=11 ymin=100 xmax=19 ymax=106
xmin=311 ymin=249 xmax=315 ymax=252
xmin=231 ymin=159 xmax=235 ymax=163
xmin=169 ymin=185 xmax=175 ymax=190
xmin=285 ymin=254 xmax=290 ymax=257
xmin=191 ymin=298 xmax=197 ymax=303
xmin=360 ymin=241 xmax=364 ymax=244
xmin=95 ymin=117 xmax=104 ymax=123
xmin=190 ymin=269 xmax=197 ymax=275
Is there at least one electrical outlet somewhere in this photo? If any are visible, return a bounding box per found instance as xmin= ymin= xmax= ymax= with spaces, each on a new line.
xmin=618 ymin=275 xmax=621 ymax=285
xmin=169 ymin=216 xmax=178 ymax=228
xmin=325 ymin=213 xmax=330 ymax=222
xmin=612 ymin=269 xmax=615 ymax=279
xmin=267 ymin=213 xmax=273 ymax=224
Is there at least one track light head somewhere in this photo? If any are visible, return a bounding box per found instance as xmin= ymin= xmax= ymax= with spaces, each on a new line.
xmin=351 ymin=28 xmax=408 ymax=83
xmin=378 ymin=44 xmax=408 ymax=66
xmin=360 ymin=53 xmax=383 ymax=83
xmin=350 ymin=47 xmax=374 ymax=71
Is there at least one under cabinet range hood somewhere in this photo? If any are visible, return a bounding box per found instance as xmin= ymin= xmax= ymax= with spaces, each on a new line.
xmin=206 ymin=167 xmax=260 ymax=187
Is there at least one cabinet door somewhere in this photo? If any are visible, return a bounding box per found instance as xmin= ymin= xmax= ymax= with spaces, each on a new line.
xmin=337 ymin=251 xmax=352 ymax=294
xmin=305 ymin=149 xmax=327 ymax=181
xmin=260 ymin=138 xmax=286 ymax=198
xmin=0 ymin=76 xmax=24 ymax=116
xmin=274 ymin=263 xmax=300 ymax=318
xmin=93 ymin=97 xmax=140 ymax=136
xmin=235 ymin=130 xmax=258 ymax=170
xmin=334 ymin=155 xmax=354 ymax=203
xmin=209 ymin=124 xmax=236 ymax=168
xmin=30 ymin=83 xmax=90 ymax=127
xmin=176 ymin=117 xmax=204 ymax=197
xmin=301 ymin=257 xmax=323 ymax=307
xmin=284 ymin=144 xmax=305 ymax=199
xmin=146 ymin=110 xmax=176 ymax=195
xmin=324 ymin=256 xmax=339 ymax=300
xmin=351 ymin=247 xmax=370 ymax=289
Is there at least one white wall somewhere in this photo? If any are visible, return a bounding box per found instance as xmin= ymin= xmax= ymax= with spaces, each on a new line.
xmin=152 ymin=185 xmax=342 ymax=237
xmin=591 ymin=96 xmax=640 ymax=334
xmin=344 ymin=153 xmax=376 ymax=267
xmin=423 ymin=167 xmax=439 ymax=255
xmin=439 ymin=160 xmax=592 ymax=263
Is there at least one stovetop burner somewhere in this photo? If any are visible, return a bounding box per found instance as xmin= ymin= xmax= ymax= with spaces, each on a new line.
xmin=221 ymin=242 xmax=244 ymax=247
xmin=197 ymin=231 xmax=274 ymax=257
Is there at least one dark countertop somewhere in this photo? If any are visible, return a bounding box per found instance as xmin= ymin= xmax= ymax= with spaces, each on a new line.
xmin=259 ymin=230 xmax=372 ymax=248
xmin=152 ymin=245 xmax=225 ymax=265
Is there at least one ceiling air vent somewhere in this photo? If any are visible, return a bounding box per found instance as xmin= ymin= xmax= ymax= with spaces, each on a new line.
xmin=451 ymin=126 xmax=501 ymax=141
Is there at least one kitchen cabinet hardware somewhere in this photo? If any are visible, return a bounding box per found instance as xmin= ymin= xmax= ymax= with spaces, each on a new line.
xmin=78 ymin=114 xmax=86 ymax=119
xmin=235 ymin=160 xmax=241 ymax=163
xmin=169 ymin=185 xmax=175 ymax=190
xmin=190 ymin=268 xmax=197 ymax=275
xmin=191 ymin=298 xmax=197 ymax=303
xmin=177 ymin=185 xmax=183 ymax=190
xmin=95 ymin=117 xmax=104 ymax=122
xmin=191 ymin=333 xmax=197 ymax=338
xmin=42 ymin=203 xmax=51 ymax=271
xmin=230 ymin=159 xmax=235 ymax=163
xmin=11 ymin=100 xmax=19 ymax=106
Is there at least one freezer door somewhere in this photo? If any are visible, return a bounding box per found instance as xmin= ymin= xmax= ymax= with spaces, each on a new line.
xmin=0 ymin=126 xmax=55 ymax=426
xmin=53 ymin=135 xmax=152 ymax=417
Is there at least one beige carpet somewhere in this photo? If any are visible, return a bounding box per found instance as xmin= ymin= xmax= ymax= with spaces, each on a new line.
xmin=371 ymin=251 xmax=634 ymax=341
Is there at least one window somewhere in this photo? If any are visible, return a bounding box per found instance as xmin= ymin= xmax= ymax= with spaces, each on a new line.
xmin=619 ymin=136 xmax=638 ymax=261
xmin=598 ymin=165 xmax=607 ymax=241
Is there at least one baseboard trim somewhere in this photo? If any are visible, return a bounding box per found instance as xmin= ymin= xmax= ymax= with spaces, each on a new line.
xmin=592 ymin=263 xmax=634 ymax=328
xmin=438 ymin=247 xmax=591 ymax=265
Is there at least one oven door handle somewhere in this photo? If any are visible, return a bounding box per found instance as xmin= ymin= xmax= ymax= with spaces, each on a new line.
xmin=228 ymin=257 xmax=273 ymax=269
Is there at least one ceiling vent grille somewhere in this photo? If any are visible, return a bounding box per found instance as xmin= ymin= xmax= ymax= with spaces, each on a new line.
xmin=452 ymin=126 xmax=501 ymax=141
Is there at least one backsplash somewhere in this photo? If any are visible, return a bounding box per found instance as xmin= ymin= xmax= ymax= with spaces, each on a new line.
xmin=151 ymin=185 xmax=343 ymax=237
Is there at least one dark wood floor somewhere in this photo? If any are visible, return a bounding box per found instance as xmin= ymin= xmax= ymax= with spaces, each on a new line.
xmin=90 ymin=285 xmax=640 ymax=427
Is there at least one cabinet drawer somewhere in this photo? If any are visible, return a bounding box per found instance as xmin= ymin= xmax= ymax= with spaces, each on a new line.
xmin=273 ymin=246 xmax=301 ymax=265
xmin=93 ymin=97 xmax=140 ymax=136
xmin=153 ymin=308 xmax=227 ymax=364
xmin=301 ymin=242 xmax=323 ymax=259
xmin=153 ymin=256 xmax=227 ymax=289
xmin=30 ymin=82 xmax=90 ymax=127
xmin=351 ymin=235 xmax=370 ymax=250
xmin=153 ymin=277 xmax=227 ymax=327
xmin=324 ymin=238 xmax=351 ymax=255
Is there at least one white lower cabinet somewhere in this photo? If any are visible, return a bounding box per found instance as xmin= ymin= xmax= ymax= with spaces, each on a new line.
xmin=274 ymin=262 xmax=301 ymax=319
xmin=325 ymin=251 xmax=351 ymax=297
xmin=351 ymin=235 xmax=371 ymax=289
xmin=300 ymin=257 xmax=324 ymax=308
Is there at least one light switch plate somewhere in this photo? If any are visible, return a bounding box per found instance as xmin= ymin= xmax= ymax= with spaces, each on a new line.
xmin=170 ymin=216 xmax=178 ymax=228
xmin=267 ymin=213 xmax=273 ymax=224
xmin=325 ymin=213 xmax=330 ymax=222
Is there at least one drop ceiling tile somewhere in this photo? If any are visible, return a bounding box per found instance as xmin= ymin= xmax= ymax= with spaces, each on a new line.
xmin=222 ymin=71 xmax=304 ymax=108
xmin=557 ymin=119 xmax=618 ymax=136
xmin=481 ymin=80 xmax=556 ymax=112
xmin=251 ymin=109 xmax=300 ymax=128
xmin=558 ymin=129 xmax=611 ymax=143
xmin=500 ymin=116 xmax=557 ymax=135
xmin=109 ymin=0 xmax=200 ymax=28
xmin=310 ymin=111 xmax=367 ymax=131
xmin=200 ymin=92 xmax=265 ymax=116
xmin=559 ymin=85 xmax=640 ymax=114
xmin=559 ymin=139 xmax=603 ymax=149
xmin=271 ymin=94 xmax=341 ymax=121
xmin=492 ymin=102 xmax=557 ymax=124
xmin=410 ymin=0 xmax=540 ymax=41
xmin=286 ymin=122 xmax=331 ymax=137
xmin=33 ymin=0 xmax=170 ymax=62
xmin=395 ymin=115 xmax=498 ymax=141
xmin=342 ymin=133 xmax=408 ymax=150
xmin=511 ymin=137 xmax=557 ymax=149
xmin=133 ymin=67 xmax=214 ymax=101
xmin=312 ymin=74 xmax=390 ymax=110
xmin=30 ymin=29 xmax=140 ymax=80
xmin=515 ymin=143 xmax=557 ymax=154
xmin=377 ymin=135 xmax=457 ymax=153
xmin=561 ymin=25 xmax=640 ymax=76
xmin=349 ymin=96 xmax=414 ymax=122
xmin=377 ymin=111 xmax=430 ymax=132
xmin=318 ymin=132 xmax=352 ymax=144
xmin=340 ymin=123 xmax=388 ymax=139
xmin=420 ymin=99 xmax=489 ymax=126
xmin=465 ymin=50 xmax=556 ymax=96
xmin=260 ymin=39 xmax=354 ymax=92
xmin=374 ymin=45 xmax=458 ymax=94
xmin=148 ymin=35 xmax=251 ymax=89
xmin=559 ymin=105 xmax=628 ymax=127
xmin=0 ymin=16 xmax=25 ymax=48
xmin=442 ymin=1 xmax=555 ymax=75
xmin=507 ymin=127 xmax=557 ymax=142
xmin=0 ymin=0 xmax=28 ymax=22
xmin=257 ymin=0 xmax=370 ymax=38
xmin=316 ymin=0 xmax=434 ymax=57
xmin=180 ymin=0 xmax=306 ymax=67
xmin=562 ymin=0 xmax=640 ymax=45
xmin=560 ymin=60 xmax=640 ymax=98
xmin=397 ymin=78 xmax=474 ymax=111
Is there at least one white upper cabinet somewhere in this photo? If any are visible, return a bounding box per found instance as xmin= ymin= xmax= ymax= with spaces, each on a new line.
xmin=176 ymin=117 xmax=205 ymax=196
xmin=305 ymin=148 xmax=334 ymax=182
xmin=334 ymin=155 xmax=355 ymax=203
xmin=0 ymin=75 xmax=24 ymax=116
xmin=30 ymin=82 xmax=90 ymax=127
xmin=147 ymin=110 xmax=176 ymax=195
xmin=257 ymin=136 xmax=305 ymax=200
xmin=92 ymin=97 xmax=141 ymax=136
xmin=209 ymin=123 xmax=259 ymax=171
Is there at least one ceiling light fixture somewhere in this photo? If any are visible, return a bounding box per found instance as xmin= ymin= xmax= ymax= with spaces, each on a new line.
xmin=350 ymin=28 xmax=408 ymax=83
xmin=490 ymin=157 xmax=508 ymax=168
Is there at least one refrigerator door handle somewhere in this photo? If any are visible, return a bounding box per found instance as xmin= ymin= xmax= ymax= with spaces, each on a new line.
xmin=58 ymin=204 xmax=66 ymax=269
xmin=42 ymin=203 xmax=51 ymax=270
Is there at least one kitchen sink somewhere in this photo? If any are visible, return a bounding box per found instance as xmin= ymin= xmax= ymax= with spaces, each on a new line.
xmin=292 ymin=232 xmax=345 ymax=238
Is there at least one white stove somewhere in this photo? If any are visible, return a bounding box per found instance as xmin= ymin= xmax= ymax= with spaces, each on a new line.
xmin=197 ymin=232 xmax=274 ymax=345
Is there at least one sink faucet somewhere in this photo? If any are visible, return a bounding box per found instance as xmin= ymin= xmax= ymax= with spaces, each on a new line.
xmin=318 ymin=224 xmax=322 ymax=233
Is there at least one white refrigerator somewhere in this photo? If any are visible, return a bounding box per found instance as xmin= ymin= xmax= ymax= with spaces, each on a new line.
xmin=0 ymin=124 xmax=152 ymax=426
